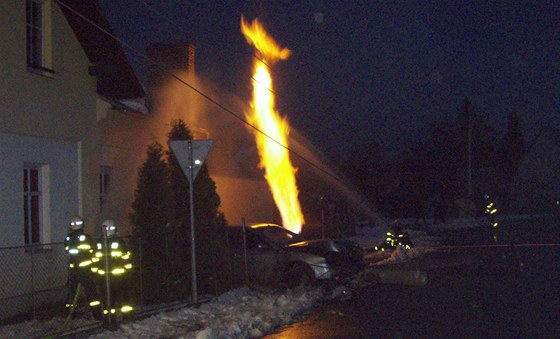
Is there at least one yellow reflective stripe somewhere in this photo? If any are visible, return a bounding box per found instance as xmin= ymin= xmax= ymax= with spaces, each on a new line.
xmin=121 ymin=305 xmax=133 ymax=313
xmin=124 ymin=263 xmax=132 ymax=269
xmin=112 ymin=268 xmax=125 ymax=275
xmin=78 ymin=260 xmax=92 ymax=267
xmin=89 ymin=300 xmax=101 ymax=307
xmin=111 ymin=251 xmax=123 ymax=257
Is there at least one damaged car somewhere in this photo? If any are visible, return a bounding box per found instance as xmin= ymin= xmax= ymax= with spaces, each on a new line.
xmin=227 ymin=223 xmax=365 ymax=289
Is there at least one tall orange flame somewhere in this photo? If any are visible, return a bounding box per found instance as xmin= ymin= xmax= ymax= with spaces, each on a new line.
xmin=241 ymin=16 xmax=304 ymax=234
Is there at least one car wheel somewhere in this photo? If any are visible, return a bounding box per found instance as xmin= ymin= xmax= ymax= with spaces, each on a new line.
xmin=287 ymin=263 xmax=315 ymax=289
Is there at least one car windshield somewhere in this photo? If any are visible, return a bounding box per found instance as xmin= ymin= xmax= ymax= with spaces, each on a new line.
xmin=258 ymin=226 xmax=301 ymax=246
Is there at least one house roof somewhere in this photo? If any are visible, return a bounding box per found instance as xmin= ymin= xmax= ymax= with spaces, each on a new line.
xmin=58 ymin=0 xmax=145 ymax=100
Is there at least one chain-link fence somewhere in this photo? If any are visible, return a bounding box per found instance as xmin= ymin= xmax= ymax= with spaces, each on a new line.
xmin=0 ymin=233 xmax=238 ymax=326
xmin=0 ymin=242 xmax=68 ymax=325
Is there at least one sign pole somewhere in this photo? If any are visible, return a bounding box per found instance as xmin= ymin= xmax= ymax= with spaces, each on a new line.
xmin=169 ymin=139 xmax=213 ymax=305
xmin=188 ymin=141 xmax=197 ymax=303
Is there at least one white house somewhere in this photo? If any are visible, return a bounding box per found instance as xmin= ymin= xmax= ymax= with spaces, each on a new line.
xmin=0 ymin=0 xmax=144 ymax=319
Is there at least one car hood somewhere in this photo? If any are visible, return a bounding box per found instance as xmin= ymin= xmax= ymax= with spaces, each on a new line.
xmin=286 ymin=238 xmax=363 ymax=257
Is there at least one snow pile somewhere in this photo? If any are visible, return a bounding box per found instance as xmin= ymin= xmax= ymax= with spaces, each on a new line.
xmin=0 ymin=287 xmax=336 ymax=339
xmin=90 ymin=287 xmax=327 ymax=338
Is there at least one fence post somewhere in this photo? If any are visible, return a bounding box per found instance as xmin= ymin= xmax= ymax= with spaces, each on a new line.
xmin=165 ymin=224 xmax=170 ymax=302
xmin=138 ymin=237 xmax=143 ymax=306
xmin=30 ymin=244 xmax=36 ymax=321
xmin=102 ymin=228 xmax=112 ymax=326
xmin=242 ymin=218 xmax=249 ymax=286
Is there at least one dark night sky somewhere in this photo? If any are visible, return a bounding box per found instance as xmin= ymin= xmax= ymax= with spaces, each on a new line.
xmin=99 ymin=1 xmax=559 ymax=160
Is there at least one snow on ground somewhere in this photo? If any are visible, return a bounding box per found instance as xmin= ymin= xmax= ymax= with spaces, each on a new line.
xmin=0 ymin=286 xmax=346 ymax=339
xmin=90 ymin=287 xmax=334 ymax=338
xmin=0 ymin=217 xmax=500 ymax=338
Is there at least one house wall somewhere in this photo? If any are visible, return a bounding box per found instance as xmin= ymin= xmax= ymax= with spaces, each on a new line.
xmin=97 ymin=106 xmax=154 ymax=235
xmin=213 ymin=176 xmax=275 ymax=226
xmin=0 ymin=134 xmax=79 ymax=246
xmin=0 ymin=0 xmax=99 ymax=243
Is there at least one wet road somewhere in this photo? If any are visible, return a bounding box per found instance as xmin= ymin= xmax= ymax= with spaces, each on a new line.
xmin=266 ymin=215 xmax=560 ymax=338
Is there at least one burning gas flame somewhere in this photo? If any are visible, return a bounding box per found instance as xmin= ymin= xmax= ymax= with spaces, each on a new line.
xmin=241 ymin=16 xmax=305 ymax=234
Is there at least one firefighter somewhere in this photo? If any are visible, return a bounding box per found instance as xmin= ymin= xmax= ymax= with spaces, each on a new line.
xmin=375 ymin=219 xmax=412 ymax=252
xmin=484 ymin=194 xmax=499 ymax=242
xmin=91 ymin=219 xmax=134 ymax=323
xmin=64 ymin=215 xmax=102 ymax=318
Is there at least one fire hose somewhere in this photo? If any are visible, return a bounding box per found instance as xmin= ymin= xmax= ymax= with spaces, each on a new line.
xmin=46 ymin=282 xmax=83 ymax=338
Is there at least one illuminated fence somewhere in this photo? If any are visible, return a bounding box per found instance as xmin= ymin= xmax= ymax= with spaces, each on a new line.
xmin=0 ymin=235 xmax=234 ymax=326
xmin=0 ymin=237 xmax=147 ymax=325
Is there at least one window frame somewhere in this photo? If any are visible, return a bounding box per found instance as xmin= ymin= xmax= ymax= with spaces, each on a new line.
xmin=25 ymin=0 xmax=54 ymax=76
xmin=23 ymin=166 xmax=42 ymax=245
xmin=99 ymin=166 xmax=112 ymax=212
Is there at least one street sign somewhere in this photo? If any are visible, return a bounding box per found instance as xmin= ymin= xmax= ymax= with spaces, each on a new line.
xmin=168 ymin=139 xmax=213 ymax=304
xmin=169 ymin=139 xmax=213 ymax=183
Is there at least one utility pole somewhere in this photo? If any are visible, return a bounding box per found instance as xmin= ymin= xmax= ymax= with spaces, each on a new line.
xmin=465 ymin=98 xmax=473 ymax=198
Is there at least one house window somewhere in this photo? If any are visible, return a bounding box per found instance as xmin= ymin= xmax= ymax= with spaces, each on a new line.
xmin=26 ymin=0 xmax=53 ymax=74
xmin=26 ymin=0 xmax=44 ymax=68
xmin=24 ymin=167 xmax=42 ymax=244
xmin=100 ymin=166 xmax=111 ymax=211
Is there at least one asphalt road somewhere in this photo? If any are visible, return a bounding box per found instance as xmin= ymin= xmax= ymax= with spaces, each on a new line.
xmin=266 ymin=215 xmax=560 ymax=338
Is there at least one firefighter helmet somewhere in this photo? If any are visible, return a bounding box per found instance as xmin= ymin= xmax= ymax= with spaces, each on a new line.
xmin=69 ymin=215 xmax=84 ymax=231
xmin=102 ymin=219 xmax=117 ymax=237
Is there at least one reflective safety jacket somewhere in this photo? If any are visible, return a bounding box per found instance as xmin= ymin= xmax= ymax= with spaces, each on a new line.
xmin=374 ymin=222 xmax=413 ymax=252
xmin=485 ymin=200 xmax=499 ymax=228
xmin=91 ymin=236 xmax=133 ymax=277
xmin=64 ymin=229 xmax=94 ymax=269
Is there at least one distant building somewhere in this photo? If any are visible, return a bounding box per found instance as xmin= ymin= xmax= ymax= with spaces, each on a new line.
xmin=512 ymin=127 xmax=560 ymax=212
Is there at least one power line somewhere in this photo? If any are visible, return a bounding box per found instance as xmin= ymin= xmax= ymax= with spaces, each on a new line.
xmin=55 ymin=0 xmax=347 ymax=186
xmin=135 ymin=0 xmax=355 ymax=149
xmin=136 ymin=0 xmax=356 ymax=155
